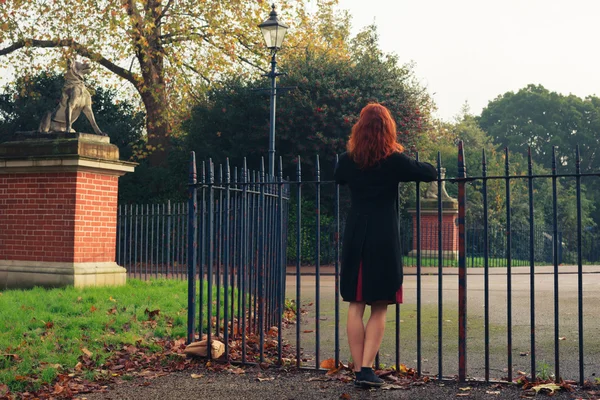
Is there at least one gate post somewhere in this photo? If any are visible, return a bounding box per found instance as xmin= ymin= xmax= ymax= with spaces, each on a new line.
xmin=457 ymin=141 xmax=468 ymax=382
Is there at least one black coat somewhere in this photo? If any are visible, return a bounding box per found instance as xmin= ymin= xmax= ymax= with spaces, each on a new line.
xmin=334 ymin=151 xmax=437 ymax=304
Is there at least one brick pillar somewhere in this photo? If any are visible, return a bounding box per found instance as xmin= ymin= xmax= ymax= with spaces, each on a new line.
xmin=0 ymin=132 xmax=136 ymax=289
xmin=407 ymin=199 xmax=459 ymax=261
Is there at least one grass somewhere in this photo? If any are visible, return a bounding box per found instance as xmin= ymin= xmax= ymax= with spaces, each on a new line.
xmin=402 ymin=256 xmax=533 ymax=268
xmin=0 ymin=279 xmax=234 ymax=393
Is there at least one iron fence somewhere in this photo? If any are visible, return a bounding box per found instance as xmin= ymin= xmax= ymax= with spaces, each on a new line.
xmin=118 ymin=142 xmax=600 ymax=385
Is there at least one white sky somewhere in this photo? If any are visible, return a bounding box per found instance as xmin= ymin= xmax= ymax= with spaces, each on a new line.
xmin=334 ymin=0 xmax=600 ymax=120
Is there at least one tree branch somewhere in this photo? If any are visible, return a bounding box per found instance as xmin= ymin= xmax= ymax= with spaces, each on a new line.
xmin=157 ymin=0 xmax=174 ymax=24
xmin=0 ymin=39 xmax=140 ymax=88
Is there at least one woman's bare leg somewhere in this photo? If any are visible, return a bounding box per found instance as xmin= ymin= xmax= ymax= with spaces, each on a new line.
xmin=361 ymin=301 xmax=388 ymax=368
xmin=347 ymin=302 xmax=366 ymax=372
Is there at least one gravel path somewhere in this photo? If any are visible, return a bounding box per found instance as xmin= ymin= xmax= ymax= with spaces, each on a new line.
xmin=83 ymin=365 xmax=594 ymax=400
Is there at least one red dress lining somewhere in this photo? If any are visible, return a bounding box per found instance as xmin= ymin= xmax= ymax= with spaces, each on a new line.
xmin=355 ymin=261 xmax=403 ymax=304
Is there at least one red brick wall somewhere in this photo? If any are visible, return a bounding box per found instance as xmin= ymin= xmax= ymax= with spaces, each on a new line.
xmin=0 ymin=171 xmax=118 ymax=263
xmin=411 ymin=213 xmax=458 ymax=252
xmin=73 ymin=172 xmax=118 ymax=263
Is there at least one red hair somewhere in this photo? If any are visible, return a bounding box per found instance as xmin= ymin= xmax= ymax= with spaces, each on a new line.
xmin=347 ymin=103 xmax=404 ymax=168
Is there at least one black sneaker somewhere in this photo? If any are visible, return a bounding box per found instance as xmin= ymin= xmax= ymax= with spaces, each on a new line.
xmin=356 ymin=367 xmax=384 ymax=387
xmin=353 ymin=371 xmax=362 ymax=387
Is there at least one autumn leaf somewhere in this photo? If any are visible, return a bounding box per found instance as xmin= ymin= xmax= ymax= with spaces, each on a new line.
xmin=90 ymin=305 xmax=97 ymax=313
xmin=109 ymin=296 xmax=117 ymax=302
xmin=532 ymin=383 xmax=561 ymax=394
xmin=339 ymin=393 xmax=351 ymax=399
xmin=81 ymin=347 xmax=93 ymax=357
xmin=45 ymin=321 xmax=54 ymax=329
xmin=191 ymin=373 xmax=203 ymax=379
xmin=144 ymin=308 xmax=160 ymax=320
xmin=107 ymin=306 xmax=118 ymax=315
xmin=320 ymin=358 xmax=336 ymax=370
xmin=257 ymin=376 xmax=274 ymax=382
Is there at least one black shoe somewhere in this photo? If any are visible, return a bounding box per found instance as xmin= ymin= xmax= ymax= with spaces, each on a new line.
xmin=356 ymin=367 xmax=384 ymax=387
xmin=353 ymin=371 xmax=362 ymax=387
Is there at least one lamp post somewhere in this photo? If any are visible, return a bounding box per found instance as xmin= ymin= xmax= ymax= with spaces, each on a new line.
xmin=258 ymin=4 xmax=289 ymax=178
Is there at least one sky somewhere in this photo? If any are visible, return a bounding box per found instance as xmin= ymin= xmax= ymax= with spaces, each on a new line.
xmin=332 ymin=0 xmax=600 ymax=121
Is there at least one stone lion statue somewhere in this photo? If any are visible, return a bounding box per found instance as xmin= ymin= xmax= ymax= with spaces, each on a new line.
xmin=38 ymin=59 xmax=105 ymax=135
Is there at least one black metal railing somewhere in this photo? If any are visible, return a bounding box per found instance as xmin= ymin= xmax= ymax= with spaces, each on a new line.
xmin=118 ymin=142 xmax=600 ymax=385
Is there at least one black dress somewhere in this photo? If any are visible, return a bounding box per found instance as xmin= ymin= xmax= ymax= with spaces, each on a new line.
xmin=334 ymin=151 xmax=437 ymax=304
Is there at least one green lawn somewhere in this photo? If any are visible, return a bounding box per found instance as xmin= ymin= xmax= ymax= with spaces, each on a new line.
xmin=402 ymin=256 xmax=534 ymax=268
xmin=0 ymin=279 xmax=231 ymax=393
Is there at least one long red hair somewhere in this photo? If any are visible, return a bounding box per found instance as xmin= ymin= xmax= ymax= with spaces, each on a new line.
xmin=347 ymin=103 xmax=404 ymax=168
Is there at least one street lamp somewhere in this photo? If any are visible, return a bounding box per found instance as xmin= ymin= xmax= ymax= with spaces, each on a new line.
xmin=258 ymin=4 xmax=289 ymax=178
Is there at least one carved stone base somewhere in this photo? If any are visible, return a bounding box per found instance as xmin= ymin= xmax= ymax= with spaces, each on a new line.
xmin=0 ymin=261 xmax=126 ymax=289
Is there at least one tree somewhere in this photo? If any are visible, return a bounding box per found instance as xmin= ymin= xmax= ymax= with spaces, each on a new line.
xmin=0 ymin=0 xmax=350 ymax=167
xmin=0 ymin=71 xmax=144 ymax=160
xmin=478 ymin=84 xmax=600 ymax=171
xmin=185 ymin=25 xmax=433 ymax=183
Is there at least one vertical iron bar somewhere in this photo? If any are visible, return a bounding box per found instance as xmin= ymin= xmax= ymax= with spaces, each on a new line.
xmin=334 ymin=155 xmax=341 ymax=368
xmin=277 ymin=157 xmax=284 ymax=363
xmin=576 ymin=146 xmax=584 ymax=386
xmin=552 ymin=146 xmax=560 ymax=381
xmin=296 ymin=157 xmax=302 ymax=368
xmin=134 ymin=205 xmax=138 ymax=277
xmin=259 ymin=159 xmax=266 ymax=363
xmin=167 ymin=201 xmax=172 ymax=279
xmin=224 ymin=160 xmax=231 ymax=357
xmin=505 ymin=148 xmax=513 ymax=383
xmin=187 ymin=152 xmax=198 ymax=344
xmin=437 ymin=152 xmax=443 ymax=380
xmin=145 ymin=204 xmax=149 ymax=280
xmin=233 ymin=166 xmax=239 ymax=339
xmin=416 ymin=153 xmax=422 ymax=376
xmin=128 ymin=204 xmax=133 ymax=277
xmin=199 ymin=164 xmax=206 ymax=336
xmin=528 ymin=148 xmax=536 ymax=381
xmin=207 ymin=159 xmax=215 ymax=359
xmin=315 ymin=155 xmax=321 ymax=369
xmin=216 ymin=165 xmax=223 ymax=339
xmin=150 ymin=204 xmax=155 ymax=277
xmin=457 ymin=141 xmax=467 ymax=382
xmin=241 ymin=159 xmax=248 ymax=363
xmin=483 ymin=149 xmax=490 ymax=382
xmin=117 ymin=204 xmax=122 ymax=270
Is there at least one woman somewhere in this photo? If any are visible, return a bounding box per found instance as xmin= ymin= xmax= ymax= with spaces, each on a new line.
xmin=334 ymin=103 xmax=436 ymax=388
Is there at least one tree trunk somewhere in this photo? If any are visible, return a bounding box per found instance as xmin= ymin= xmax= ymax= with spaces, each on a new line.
xmin=142 ymin=89 xmax=170 ymax=167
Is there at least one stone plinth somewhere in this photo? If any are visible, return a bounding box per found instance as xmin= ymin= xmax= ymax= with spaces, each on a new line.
xmin=407 ymin=199 xmax=459 ymax=261
xmin=0 ymin=132 xmax=136 ymax=289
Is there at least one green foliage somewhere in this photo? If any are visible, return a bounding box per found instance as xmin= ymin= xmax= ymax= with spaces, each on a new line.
xmin=286 ymin=197 xmax=336 ymax=264
xmin=477 ymin=84 xmax=600 ymax=225
xmin=0 ymin=71 xmax=145 ymax=161
xmin=184 ymin=25 xmax=433 ymax=184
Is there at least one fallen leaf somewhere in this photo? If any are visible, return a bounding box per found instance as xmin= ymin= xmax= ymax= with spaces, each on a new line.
xmin=257 ymin=376 xmax=274 ymax=382
xmin=456 ymin=394 xmax=470 ymax=397
xmin=0 ymin=384 xmax=8 ymax=396
xmin=486 ymin=391 xmax=500 ymax=395
xmin=109 ymin=296 xmax=117 ymax=302
xmin=81 ymin=347 xmax=93 ymax=357
xmin=229 ymin=367 xmax=245 ymax=375
xmin=381 ymin=384 xmax=410 ymax=390
xmin=45 ymin=321 xmax=54 ymax=329
xmin=559 ymin=336 xmax=566 ymax=341
xmin=320 ymin=358 xmax=336 ymax=370
xmin=459 ymin=387 xmax=471 ymax=391
xmin=76 ymin=296 xmax=82 ymax=302
xmin=517 ymin=370 xmax=527 ymax=375
xmin=190 ymin=374 xmax=203 ymax=379
xmin=107 ymin=306 xmax=118 ymax=315
xmin=520 ymin=352 xmax=529 ymax=356
xmin=90 ymin=305 xmax=97 ymax=313
xmin=340 ymin=393 xmax=351 ymax=399
xmin=308 ymin=376 xmax=329 ymax=382
xmin=303 ymin=330 xmax=314 ymax=333
xmin=74 ymin=362 xmax=83 ymax=371
xmin=144 ymin=308 xmax=160 ymax=320
xmin=532 ymin=383 xmax=561 ymax=394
